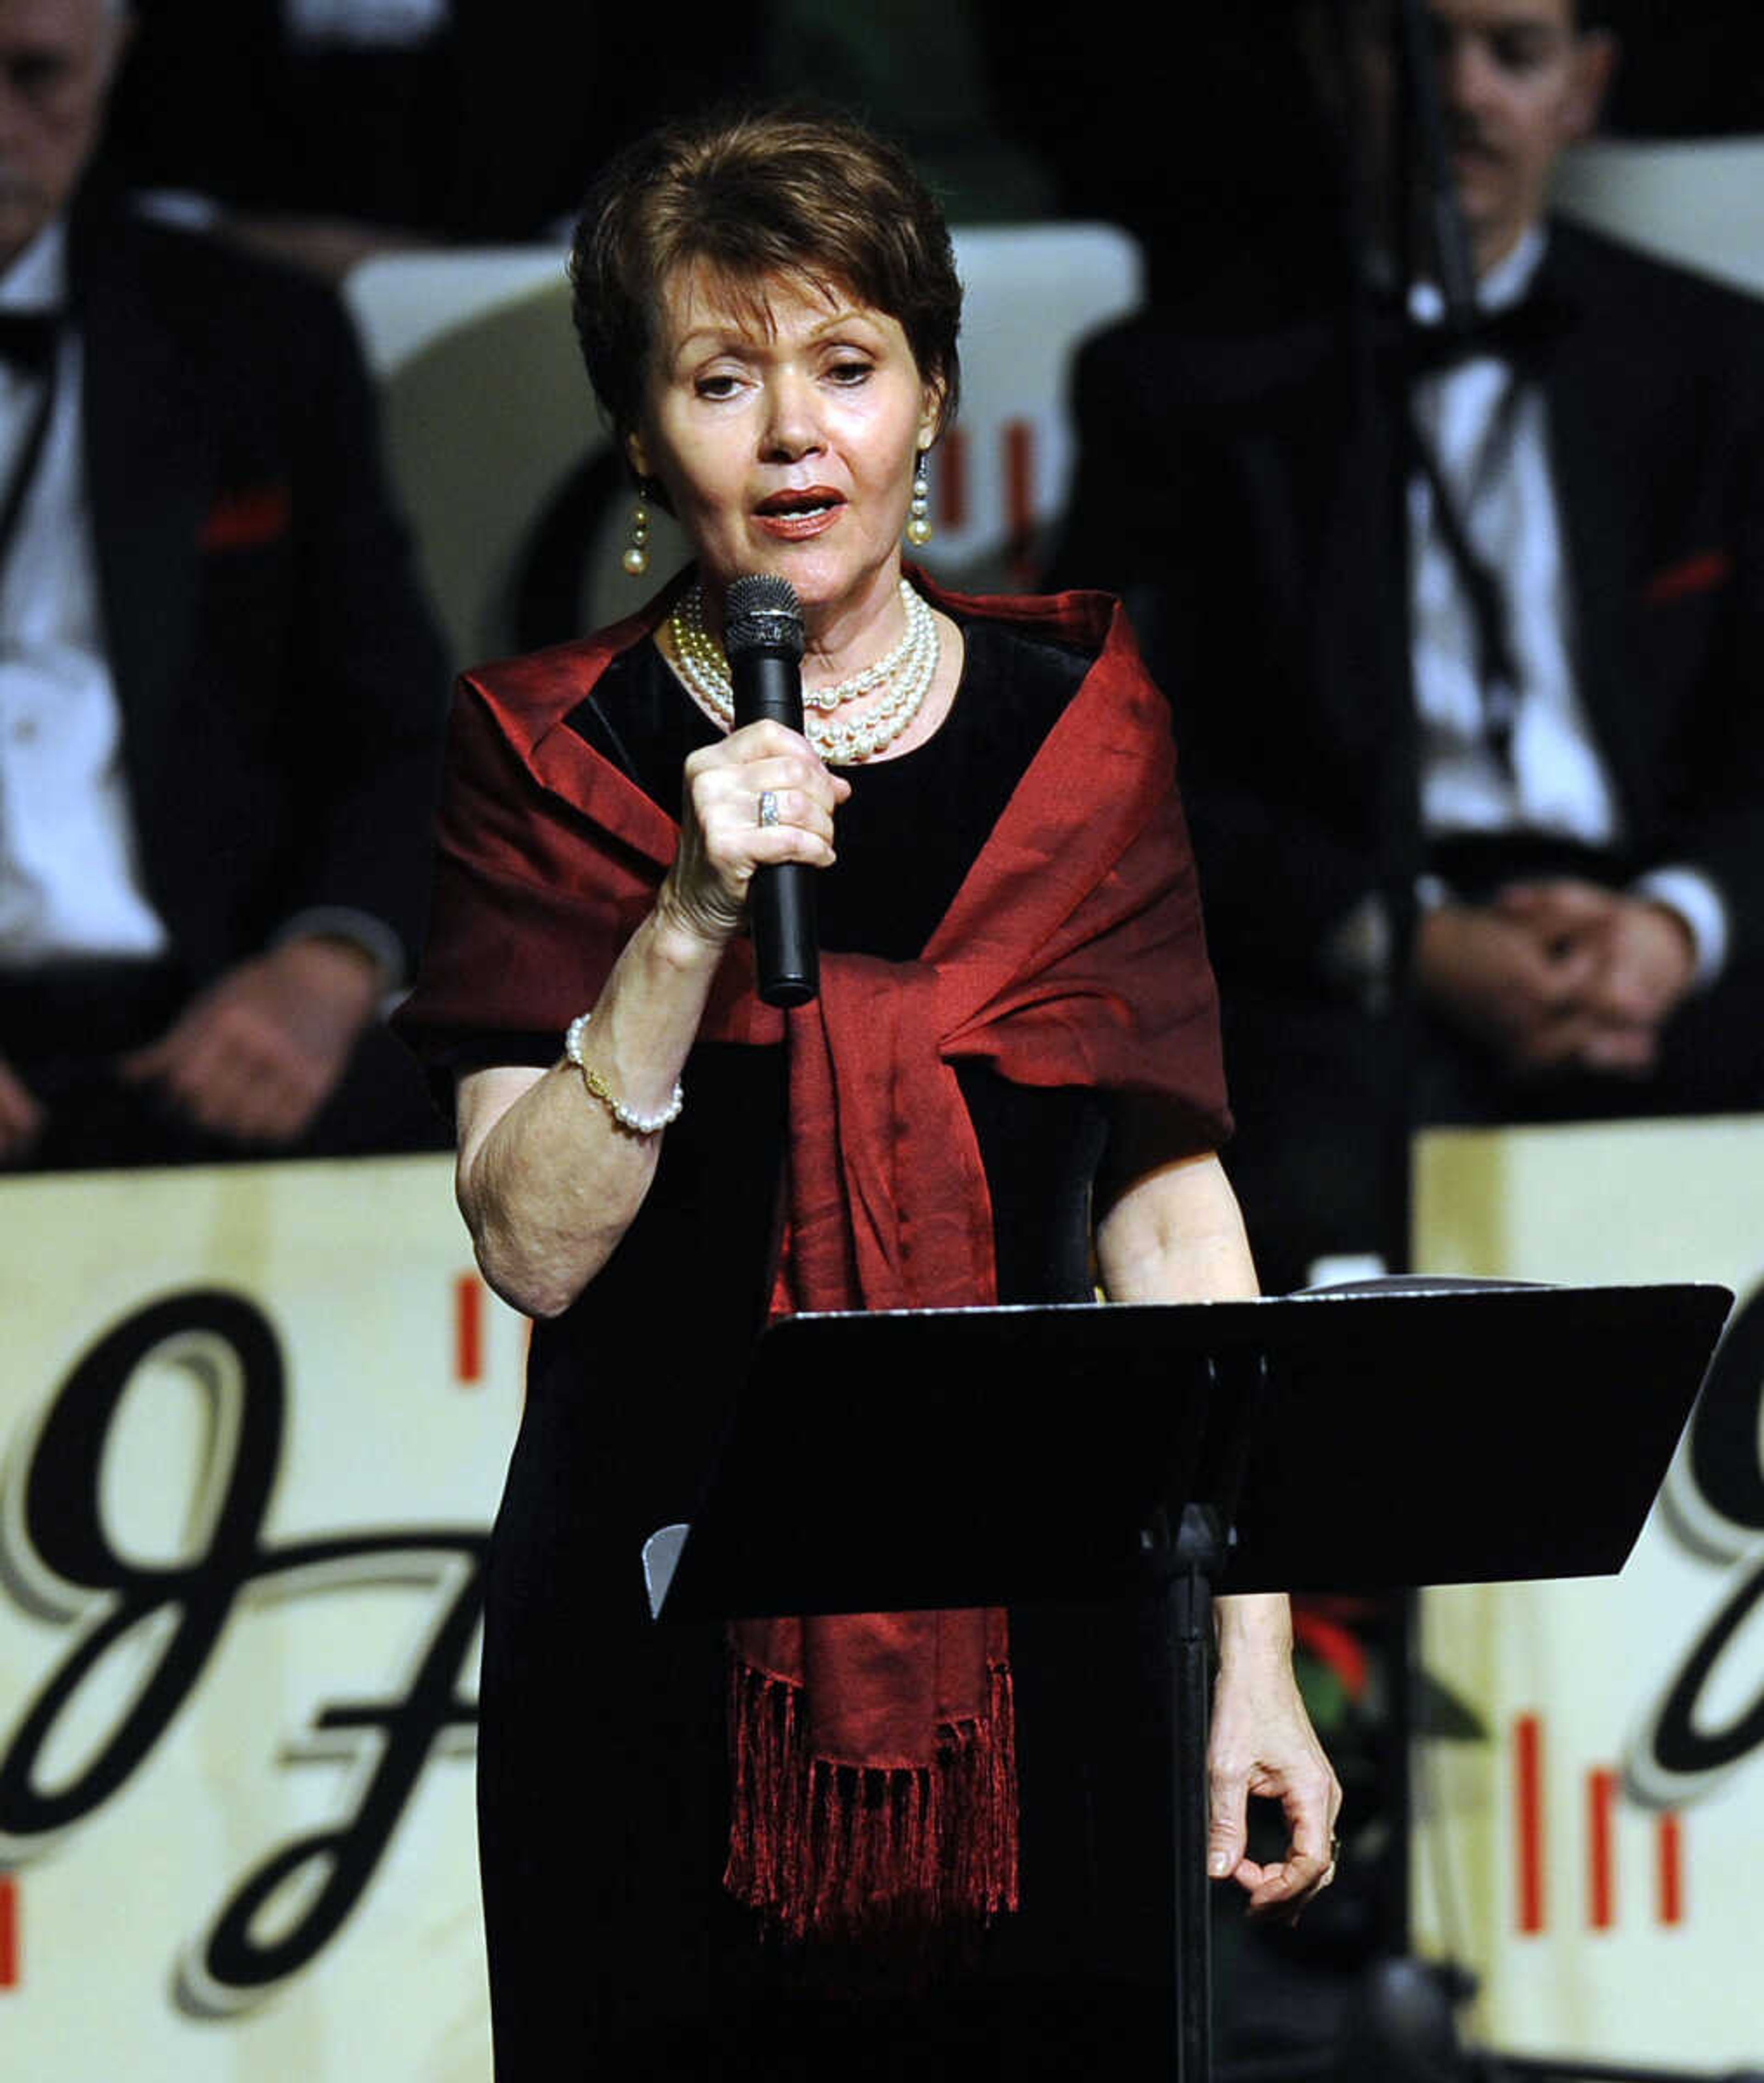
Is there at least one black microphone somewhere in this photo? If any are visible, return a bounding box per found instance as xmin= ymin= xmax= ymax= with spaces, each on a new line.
xmin=724 ymin=573 xmax=818 ymax=1008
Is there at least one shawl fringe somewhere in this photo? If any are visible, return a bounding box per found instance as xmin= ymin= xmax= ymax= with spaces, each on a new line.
xmin=724 ymin=1652 xmax=1020 ymax=1941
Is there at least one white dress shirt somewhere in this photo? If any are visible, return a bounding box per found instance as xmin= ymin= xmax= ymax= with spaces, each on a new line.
xmin=0 ymin=220 xmax=404 ymax=990
xmin=1408 ymin=226 xmax=1727 ymax=983
xmin=0 ymin=222 xmax=171 ymax=970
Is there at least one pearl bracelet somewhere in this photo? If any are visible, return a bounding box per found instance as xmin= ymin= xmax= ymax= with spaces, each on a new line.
xmin=563 ymin=1012 xmax=684 ymax=1135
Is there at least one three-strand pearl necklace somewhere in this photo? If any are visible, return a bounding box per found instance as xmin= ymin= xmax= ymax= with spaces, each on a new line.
xmin=668 ymin=578 xmax=939 ymax=765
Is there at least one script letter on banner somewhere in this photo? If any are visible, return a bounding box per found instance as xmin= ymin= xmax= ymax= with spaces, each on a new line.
xmin=1412 ymin=1116 xmax=1764 ymax=2069
xmin=0 ymin=1156 xmax=520 ymax=2082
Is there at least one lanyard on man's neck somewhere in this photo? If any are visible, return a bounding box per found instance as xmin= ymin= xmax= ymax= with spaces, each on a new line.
xmin=0 ymin=340 xmax=62 ymax=605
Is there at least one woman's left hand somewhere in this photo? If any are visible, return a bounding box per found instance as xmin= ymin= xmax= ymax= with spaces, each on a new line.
xmin=1092 ymin=1153 xmax=1344 ymax=1918
xmin=1205 ymin=1624 xmax=1343 ymax=1918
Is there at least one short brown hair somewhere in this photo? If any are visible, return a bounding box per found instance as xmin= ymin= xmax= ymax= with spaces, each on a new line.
xmin=569 ymin=105 xmax=962 ymax=450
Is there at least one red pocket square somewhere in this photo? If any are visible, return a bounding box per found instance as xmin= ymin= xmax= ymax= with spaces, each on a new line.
xmin=1644 ymin=549 xmax=1734 ymax=607
xmin=200 ymin=483 xmax=292 ymax=552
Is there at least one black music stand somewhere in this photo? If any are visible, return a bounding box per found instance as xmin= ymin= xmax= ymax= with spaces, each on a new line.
xmin=645 ymin=1281 xmax=1731 ymax=2083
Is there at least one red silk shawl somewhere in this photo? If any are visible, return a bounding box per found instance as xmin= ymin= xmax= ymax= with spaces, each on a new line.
xmin=400 ymin=574 xmax=1230 ymax=1933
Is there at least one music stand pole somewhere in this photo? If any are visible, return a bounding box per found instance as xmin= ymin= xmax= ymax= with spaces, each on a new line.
xmin=1150 ymin=1343 xmax=1269 ymax=2082
xmin=1152 ymin=1499 xmax=1227 ymax=2079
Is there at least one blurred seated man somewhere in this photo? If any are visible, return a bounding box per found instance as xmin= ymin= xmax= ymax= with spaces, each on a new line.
xmin=0 ymin=0 xmax=449 ymax=1170
xmin=1050 ymin=0 xmax=1764 ymax=1289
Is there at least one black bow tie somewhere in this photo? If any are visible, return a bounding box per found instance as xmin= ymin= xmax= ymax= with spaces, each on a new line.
xmin=0 ymin=309 xmax=59 ymax=375
xmin=1400 ymin=283 xmax=1577 ymax=378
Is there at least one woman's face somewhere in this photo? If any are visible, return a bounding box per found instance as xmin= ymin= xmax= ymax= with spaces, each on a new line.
xmin=628 ymin=262 xmax=944 ymax=638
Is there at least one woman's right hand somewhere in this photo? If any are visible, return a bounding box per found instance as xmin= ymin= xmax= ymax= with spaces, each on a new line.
xmin=456 ymin=727 xmax=847 ymax=1320
xmin=658 ymin=720 xmax=851 ymax=950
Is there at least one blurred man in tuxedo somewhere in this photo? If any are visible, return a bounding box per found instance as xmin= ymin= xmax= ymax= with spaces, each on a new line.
xmin=1052 ymin=0 xmax=1764 ymax=1286
xmin=0 ymin=0 xmax=448 ymax=1169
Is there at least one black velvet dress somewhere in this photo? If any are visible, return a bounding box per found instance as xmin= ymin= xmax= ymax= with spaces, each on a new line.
xmin=446 ymin=624 xmax=1218 ymax=2079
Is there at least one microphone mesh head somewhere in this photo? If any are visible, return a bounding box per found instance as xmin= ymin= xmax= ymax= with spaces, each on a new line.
xmin=724 ymin=573 xmax=805 ymax=661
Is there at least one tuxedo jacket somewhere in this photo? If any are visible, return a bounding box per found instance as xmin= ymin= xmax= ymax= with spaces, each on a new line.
xmin=1047 ymin=219 xmax=1764 ymax=996
xmin=59 ymin=192 xmax=448 ymax=987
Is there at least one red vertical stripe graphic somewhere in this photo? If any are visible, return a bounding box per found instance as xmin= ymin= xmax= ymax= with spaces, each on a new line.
xmin=0 ymin=1874 xmax=18 ymax=1988
xmin=1657 ymin=1812 xmax=1684 ymax=1926
xmin=455 ymin=1275 xmax=483 ymax=1384
xmin=1588 ymin=1767 xmax=1618 ymax=1930
xmin=1004 ymin=421 xmax=1036 ymax=587
xmin=1515 ymin=1714 xmax=1545 ymax=1933
xmin=938 ymin=430 xmax=968 ymax=530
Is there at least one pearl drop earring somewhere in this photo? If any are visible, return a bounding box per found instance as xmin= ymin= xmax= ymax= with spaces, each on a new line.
xmin=906 ymin=451 xmax=933 ymax=547
xmin=623 ymin=485 xmax=652 ymax=576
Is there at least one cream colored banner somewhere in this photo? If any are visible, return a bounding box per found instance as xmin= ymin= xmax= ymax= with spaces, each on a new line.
xmin=1413 ymin=1116 xmax=1764 ymax=2068
xmin=0 ymin=1156 xmax=522 ymax=2080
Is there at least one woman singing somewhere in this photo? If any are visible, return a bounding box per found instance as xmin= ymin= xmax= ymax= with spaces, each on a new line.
xmin=399 ymin=106 xmax=1340 ymax=2081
